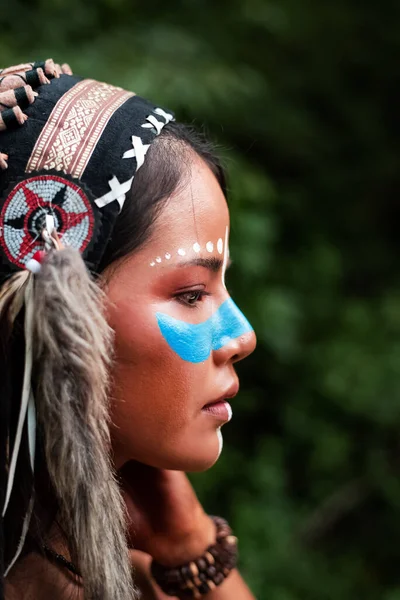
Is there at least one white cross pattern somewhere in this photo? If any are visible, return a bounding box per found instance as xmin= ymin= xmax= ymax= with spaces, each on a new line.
xmin=95 ymin=107 xmax=174 ymax=210
xmin=123 ymin=135 xmax=151 ymax=168
xmin=94 ymin=175 xmax=134 ymax=211
xmin=141 ymin=114 xmax=166 ymax=135
xmin=154 ymin=107 xmax=174 ymax=123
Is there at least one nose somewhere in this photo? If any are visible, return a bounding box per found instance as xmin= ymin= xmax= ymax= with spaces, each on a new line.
xmin=213 ymin=329 xmax=257 ymax=366
xmin=212 ymin=298 xmax=257 ymax=366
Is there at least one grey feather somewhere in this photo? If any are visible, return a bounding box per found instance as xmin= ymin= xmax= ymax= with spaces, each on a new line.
xmin=32 ymin=247 xmax=137 ymax=600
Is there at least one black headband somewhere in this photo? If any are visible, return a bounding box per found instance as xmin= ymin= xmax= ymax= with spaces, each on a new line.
xmin=0 ymin=69 xmax=174 ymax=281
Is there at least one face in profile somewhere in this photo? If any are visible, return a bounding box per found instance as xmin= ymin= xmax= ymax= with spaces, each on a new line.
xmin=105 ymin=155 xmax=257 ymax=472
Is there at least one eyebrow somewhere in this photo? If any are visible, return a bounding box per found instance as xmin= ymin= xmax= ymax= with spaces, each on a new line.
xmin=177 ymin=256 xmax=232 ymax=273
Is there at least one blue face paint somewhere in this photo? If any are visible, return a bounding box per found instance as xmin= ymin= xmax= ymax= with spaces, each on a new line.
xmin=156 ymin=298 xmax=253 ymax=363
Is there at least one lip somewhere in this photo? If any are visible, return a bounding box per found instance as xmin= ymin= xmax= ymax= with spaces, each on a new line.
xmin=202 ymin=400 xmax=232 ymax=421
xmin=201 ymin=382 xmax=239 ymax=422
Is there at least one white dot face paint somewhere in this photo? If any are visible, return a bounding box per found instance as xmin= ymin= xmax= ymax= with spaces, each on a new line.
xmin=148 ymin=235 xmax=228 ymax=267
xmin=222 ymin=226 xmax=229 ymax=289
xmin=217 ymin=428 xmax=223 ymax=459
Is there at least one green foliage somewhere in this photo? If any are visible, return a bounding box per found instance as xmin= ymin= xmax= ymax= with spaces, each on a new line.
xmin=2 ymin=1 xmax=400 ymax=597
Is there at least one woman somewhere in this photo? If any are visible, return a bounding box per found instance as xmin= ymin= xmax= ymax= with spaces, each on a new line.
xmin=0 ymin=59 xmax=257 ymax=599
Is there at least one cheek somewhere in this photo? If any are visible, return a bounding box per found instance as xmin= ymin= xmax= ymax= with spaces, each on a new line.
xmin=107 ymin=300 xmax=204 ymax=435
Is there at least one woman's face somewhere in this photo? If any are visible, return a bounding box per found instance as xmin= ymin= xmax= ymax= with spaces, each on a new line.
xmin=105 ymin=155 xmax=256 ymax=472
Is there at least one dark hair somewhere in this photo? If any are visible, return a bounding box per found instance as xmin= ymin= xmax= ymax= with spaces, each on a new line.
xmin=99 ymin=121 xmax=227 ymax=271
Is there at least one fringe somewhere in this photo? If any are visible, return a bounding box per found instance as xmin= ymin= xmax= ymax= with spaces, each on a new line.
xmin=0 ymin=68 xmax=49 ymax=92
xmin=0 ymin=86 xmax=38 ymax=113
xmin=0 ymin=107 xmax=28 ymax=132
xmin=0 ymin=59 xmax=73 ymax=168
xmin=0 ymin=59 xmax=73 ymax=79
xmin=61 ymin=63 xmax=73 ymax=75
xmin=0 ymin=59 xmax=57 ymax=79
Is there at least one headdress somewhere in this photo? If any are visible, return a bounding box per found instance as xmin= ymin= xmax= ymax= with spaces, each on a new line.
xmin=0 ymin=59 xmax=174 ymax=599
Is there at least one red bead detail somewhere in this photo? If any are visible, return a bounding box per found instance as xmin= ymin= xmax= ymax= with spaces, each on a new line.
xmin=32 ymin=250 xmax=47 ymax=264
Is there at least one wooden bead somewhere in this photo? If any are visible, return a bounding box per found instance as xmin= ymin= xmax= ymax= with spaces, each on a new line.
xmin=207 ymin=565 xmax=217 ymax=578
xmin=181 ymin=565 xmax=192 ymax=580
xmin=213 ymin=572 xmax=225 ymax=585
xmin=209 ymin=546 xmax=219 ymax=558
xmin=165 ymin=568 xmax=181 ymax=583
xmin=198 ymin=582 xmax=210 ymax=595
xmin=196 ymin=558 xmax=207 ymax=571
xmin=225 ymin=535 xmax=238 ymax=546
xmin=151 ymin=516 xmax=238 ymax=597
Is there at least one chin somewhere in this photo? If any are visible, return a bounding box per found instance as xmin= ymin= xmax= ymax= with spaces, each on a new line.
xmin=165 ymin=433 xmax=223 ymax=472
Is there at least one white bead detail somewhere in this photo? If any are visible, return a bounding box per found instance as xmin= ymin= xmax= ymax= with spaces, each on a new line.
xmin=217 ymin=238 xmax=223 ymax=254
xmin=193 ymin=242 xmax=201 ymax=253
xmin=206 ymin=241 xmax=214 ymax=252
xmin=177 ymin=248 xmax=186 ymax=256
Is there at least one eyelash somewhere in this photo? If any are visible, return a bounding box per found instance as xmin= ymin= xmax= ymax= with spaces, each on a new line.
xmin=175 ymin=290 xmax=211 ymax=308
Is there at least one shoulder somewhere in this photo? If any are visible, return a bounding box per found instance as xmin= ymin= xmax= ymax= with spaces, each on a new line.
xmin=5 ymin=551 xmax=83 ymax=600
xmin=6 ymin=549 xmax=169 ymax=600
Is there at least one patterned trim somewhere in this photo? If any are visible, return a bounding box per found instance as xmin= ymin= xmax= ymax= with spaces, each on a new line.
xmin=26 ymin=79 xmax=134 ymax=178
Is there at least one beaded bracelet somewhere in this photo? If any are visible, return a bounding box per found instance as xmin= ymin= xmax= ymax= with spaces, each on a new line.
xmin=150 ymin=516 xmax=238 ymax=598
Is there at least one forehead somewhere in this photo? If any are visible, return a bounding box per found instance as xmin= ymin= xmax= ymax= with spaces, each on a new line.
xmin=150 ymin=156 xmax=229 ymax=247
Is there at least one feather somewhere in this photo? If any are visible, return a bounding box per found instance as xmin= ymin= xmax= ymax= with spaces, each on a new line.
xmin=32 ymin=247 xmax=137 ymax=600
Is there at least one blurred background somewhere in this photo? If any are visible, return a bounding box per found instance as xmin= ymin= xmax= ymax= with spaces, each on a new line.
xmin=1 ymin=1 xmax=400 ymax=598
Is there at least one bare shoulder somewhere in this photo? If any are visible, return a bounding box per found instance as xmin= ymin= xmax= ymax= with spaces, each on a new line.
xmin=6 ymin=549 xmax=173 ymax=600
xmin=5 ymin=551 xmax=83 ymax=600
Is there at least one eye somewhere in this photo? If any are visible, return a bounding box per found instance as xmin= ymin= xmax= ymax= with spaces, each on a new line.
xmin=176 ymin=290 xmax=210 ymax=307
